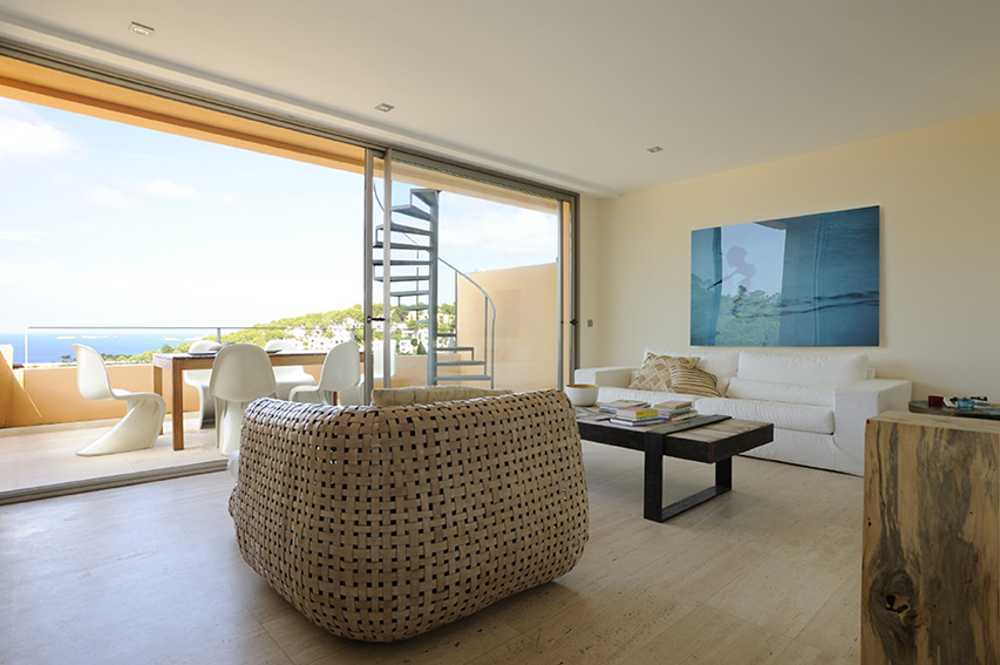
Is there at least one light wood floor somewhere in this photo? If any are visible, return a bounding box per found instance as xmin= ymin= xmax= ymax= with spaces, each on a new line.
xmin=0 ymin=415 xmax=224 ymax=498
xmin=0 ymin=441 xmax=862 ymax=665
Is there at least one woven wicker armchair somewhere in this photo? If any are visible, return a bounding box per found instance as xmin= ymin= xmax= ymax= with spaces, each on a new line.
xmin=229 ymin=389 xmax=589 ymax=642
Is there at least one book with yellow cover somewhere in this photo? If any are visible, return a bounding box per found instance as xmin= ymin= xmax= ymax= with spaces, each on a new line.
xmin=615 ymin=406 xmax=659 ymax=420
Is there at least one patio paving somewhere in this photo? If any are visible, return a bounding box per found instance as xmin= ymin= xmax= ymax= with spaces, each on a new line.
xmin=0 ymin=415 xmax=225 ymax=503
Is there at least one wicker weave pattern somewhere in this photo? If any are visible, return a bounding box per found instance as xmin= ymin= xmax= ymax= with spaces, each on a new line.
xmin=229 ymin=389 xmax=589 ymax=642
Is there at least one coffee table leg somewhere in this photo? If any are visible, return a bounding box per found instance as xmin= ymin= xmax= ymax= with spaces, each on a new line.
xmin=716 ymin=458 xmax=732 ymax=489
xmin=643 ymin=438 xmax=665 ymax=521
xmin=644 ymin=446 xmax=733 ymax=522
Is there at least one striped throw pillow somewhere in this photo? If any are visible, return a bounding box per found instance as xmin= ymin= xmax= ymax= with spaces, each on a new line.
xmin=628 ymin=352 xmax=690 ymax=391
xmin=668 ymin=361 xmax=721 ymax=397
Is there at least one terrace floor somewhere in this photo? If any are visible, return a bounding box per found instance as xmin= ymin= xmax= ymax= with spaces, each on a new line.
xmin=0 ymin=414 xmax=225 ymax=503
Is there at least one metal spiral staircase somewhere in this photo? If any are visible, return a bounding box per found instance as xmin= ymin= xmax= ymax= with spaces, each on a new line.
xmin=372 ymin=187 xmax=496 ymax=387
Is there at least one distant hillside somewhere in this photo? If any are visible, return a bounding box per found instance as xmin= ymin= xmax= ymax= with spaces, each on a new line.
xmin=106 ymin=303 xmax=456 ymax=363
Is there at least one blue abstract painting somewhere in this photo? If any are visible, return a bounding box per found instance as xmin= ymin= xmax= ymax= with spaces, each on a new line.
xmin=691 ymin=206 xmax=880 ymax=347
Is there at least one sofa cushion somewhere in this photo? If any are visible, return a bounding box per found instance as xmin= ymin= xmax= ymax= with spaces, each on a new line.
xmin=694 ymin=397 xmax=835 ymax=435
xmin=668 ymin=361 xmax=721 ymax=397
xmin=598 ymin=386 xmax=705 ymax=407
xmin=693 ymin=351 xmax=740 ymax=382
xmin=628 ymin=352 xmax=689 ymax=391
xmin=737 ymin=351 xmax=868 ymax=388
xmin=725 ymin=377 xmax=834 ymax=406
xmin=648 ymin=349 xmax=738 ymax=393
xmin=372 ymin=386 xmax=511 ymax=407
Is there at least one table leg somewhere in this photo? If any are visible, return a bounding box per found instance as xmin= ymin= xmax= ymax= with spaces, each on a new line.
xmin=643 ymin=437 xmax=665 ymax=521
xmin=171 ymin=364 xmax=184 ymax=451
xmin=716 ymin=458 xmax=732 ymax=489
xmin=643 ymin=444 xmax=733 ymax=522
xmin=152 ymin=366 xmax=164 ymax=435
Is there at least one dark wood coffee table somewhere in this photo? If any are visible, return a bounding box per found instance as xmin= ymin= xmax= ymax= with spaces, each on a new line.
xmin=577 ymin=414 xmax=773 ymax=522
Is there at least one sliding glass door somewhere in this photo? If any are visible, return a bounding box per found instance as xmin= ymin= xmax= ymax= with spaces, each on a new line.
xmin=362 ymin=150 xmax=577 ymax=399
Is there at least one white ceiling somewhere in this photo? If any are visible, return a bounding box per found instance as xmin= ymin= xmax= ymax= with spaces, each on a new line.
xmin=1 ymin=1 xmax=999 ymax=196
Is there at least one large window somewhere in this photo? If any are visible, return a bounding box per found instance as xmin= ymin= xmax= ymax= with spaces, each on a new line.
xmin=0 ymin=97 xmax=364 ymax=363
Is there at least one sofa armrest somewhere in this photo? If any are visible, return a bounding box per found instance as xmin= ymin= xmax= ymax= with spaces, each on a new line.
xmin=834 ymin=379 xmax=912 ymax=472
xmin=574 ymin=366 xmax=636 ymax=388
xmin=835 ymin=379 xmax=912 ymax=420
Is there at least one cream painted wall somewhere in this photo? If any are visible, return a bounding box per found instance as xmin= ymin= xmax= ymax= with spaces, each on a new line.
xmin=583 ymin=109 xmax=1000 ymax=399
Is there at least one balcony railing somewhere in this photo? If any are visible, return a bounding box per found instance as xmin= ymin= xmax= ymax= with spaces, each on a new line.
xmin=19 ymin=325 xmax=295 ymax=366
xmin=14 ymin=319 xmax=430 ymax=367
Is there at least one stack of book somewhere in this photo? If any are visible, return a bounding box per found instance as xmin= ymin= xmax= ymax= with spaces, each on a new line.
xmin=596 ymin=399 xmax=647 ymax=414
xmin=594 ymin=399 xmax=699 ymax=428
xmin=608 ymin=405 xmax=668 ymax=427
xmin=653 ymin=400 xmax=697 ymax=422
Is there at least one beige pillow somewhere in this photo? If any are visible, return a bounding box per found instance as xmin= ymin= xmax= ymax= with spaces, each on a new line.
xmin=668 ymin=362 xmax=721 ymax=397
xmin=372 ymin=385 xmax=511 ymax=407
xmin=628 ymin=352 xmax=693 ymax=391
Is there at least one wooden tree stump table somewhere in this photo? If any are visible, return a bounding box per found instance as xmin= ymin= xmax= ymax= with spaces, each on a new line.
xmin=863 ymin=411 xmax=1000 ymax=664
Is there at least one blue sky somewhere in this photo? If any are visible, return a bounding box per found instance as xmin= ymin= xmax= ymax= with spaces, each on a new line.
xmin=0 ymin=98 xmax=557 ymax=330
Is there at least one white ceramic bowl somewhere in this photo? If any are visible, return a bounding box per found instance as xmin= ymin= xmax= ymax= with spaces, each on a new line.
xmin=565 ymin=383 xmax=599 ymax=407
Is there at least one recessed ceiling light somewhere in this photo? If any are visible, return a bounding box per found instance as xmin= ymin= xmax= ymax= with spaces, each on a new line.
xmin=646 ymin=145 xmax=663 ymax=154
xmin=129 ymin=21 xmax=155 ymax=36
xmin=374 ymin=102 xmax=395 ymax=113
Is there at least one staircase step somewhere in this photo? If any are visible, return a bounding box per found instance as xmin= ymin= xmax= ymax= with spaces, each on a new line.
xmin=372 ymin=241 xmax=429 ymax=252
xmin=436 ymin=331 xmax=457 ymax=337
xmin=391 ymin=290 xmax=430 ymax=298
xmin=436 ymin=346 xmax=475 ymax=353
xmin=372 ymin=259 xmax=430 ymax=266
xmin=411 ymin=189 xmax=438 ymax=207
xmin=392 ymin=204 xmax=432 ymax=222
xmin=374 ymin=275 xmax=429 ymax=282
xmin=436 ymin=374 xmax=492 ymax=382
xmin=437 ymin=360 xmax=486 ymax=367
xmin=376 ymin=223 xmax=431 ymax=236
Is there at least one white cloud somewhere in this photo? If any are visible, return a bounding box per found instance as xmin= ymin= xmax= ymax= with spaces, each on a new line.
xmin=0 ymin=230 xmax=47 ymax=243
xmin=0 ymin=116 xmax=74 ymax=159
xmin=140 ymin=178 xmax=198 ymax=199
xmin=0 ymin=100 xmax=74 ymax=159
xmin=86 ymin=186 xmax=130 ymax=210
xmin=441 ymin=205 xmax=558 ymax=258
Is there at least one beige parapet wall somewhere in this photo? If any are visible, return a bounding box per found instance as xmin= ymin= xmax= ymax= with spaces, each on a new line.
xmin=0 ymin=346 xmax=42 ymax=427
xmin=1 ymin=355 xmax=436 ymax=428
xmin=457 ymin=262 xmax=559 ymax=392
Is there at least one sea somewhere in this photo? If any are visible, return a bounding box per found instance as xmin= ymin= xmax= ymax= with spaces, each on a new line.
xmin=0 ymin=330 xmax=219 ymax=365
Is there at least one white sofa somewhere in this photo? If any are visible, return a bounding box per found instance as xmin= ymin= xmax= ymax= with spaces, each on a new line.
xmin=575 ymin=350 xmax=911 ymax=476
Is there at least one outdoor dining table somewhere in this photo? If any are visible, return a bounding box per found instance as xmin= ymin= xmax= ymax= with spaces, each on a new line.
xmin=152 ymin=351 xmax=329 ymax=451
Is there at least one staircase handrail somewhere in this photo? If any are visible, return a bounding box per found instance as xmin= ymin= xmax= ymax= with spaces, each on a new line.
xmin=438 ymin=257 xmax=497 ymax=388
xmin=374 ymin=185 xmax=497 ymax=388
